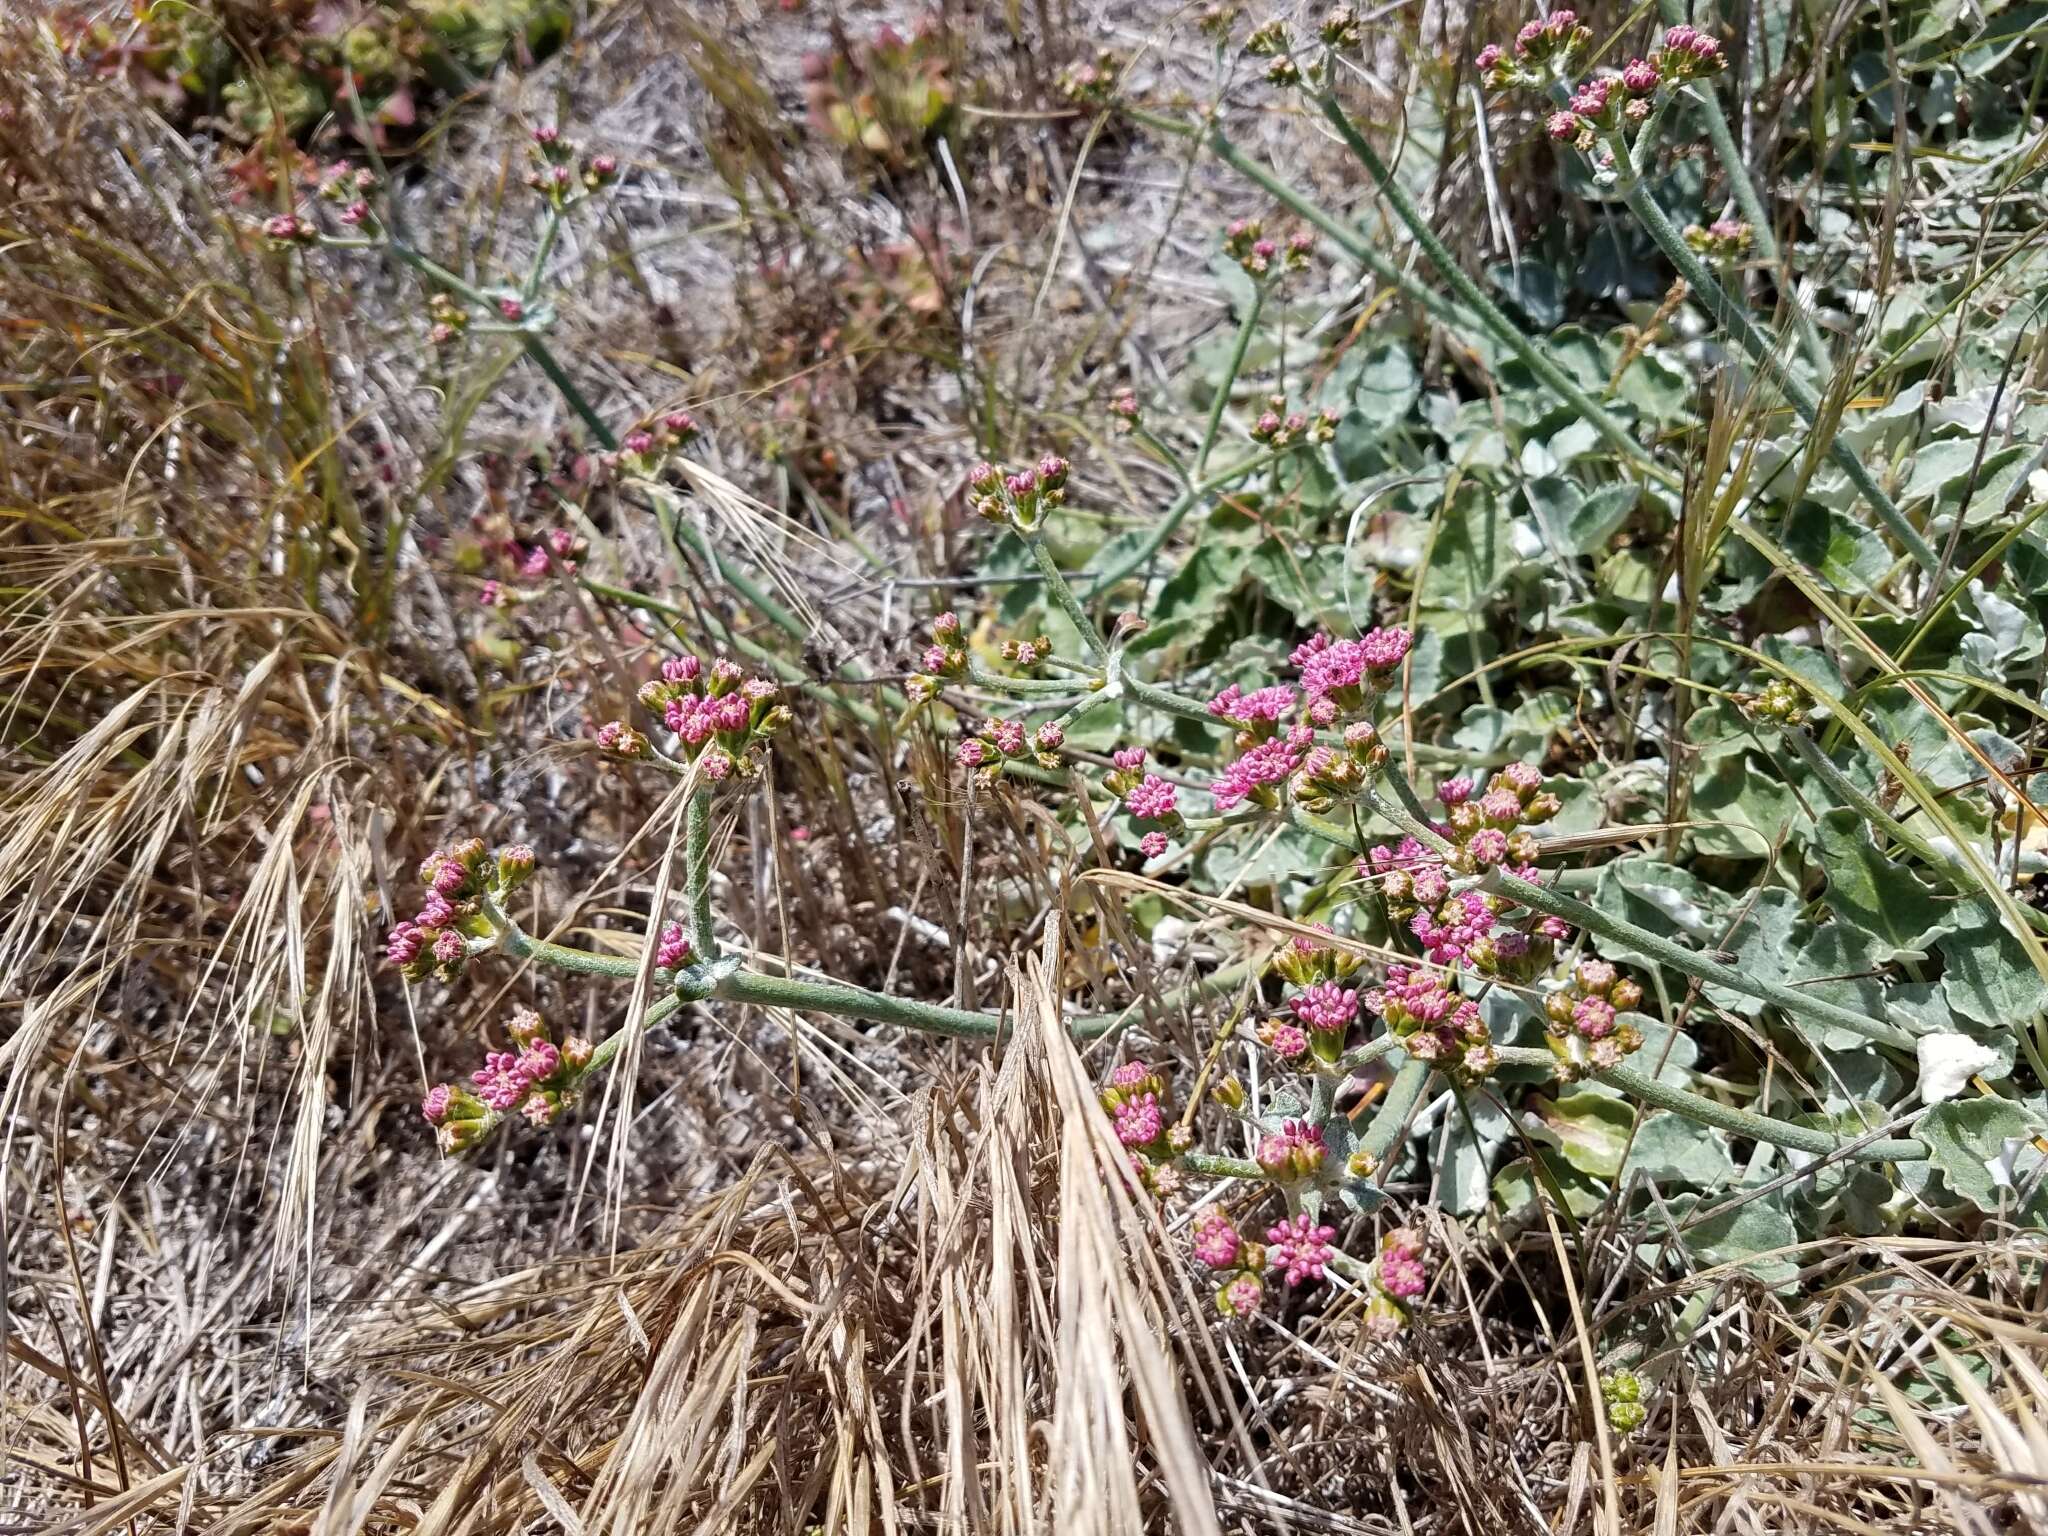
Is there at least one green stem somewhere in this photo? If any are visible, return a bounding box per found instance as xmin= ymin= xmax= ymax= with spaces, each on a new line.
xmin=1619 ymin=180 xmax=1939 ymax=574
xmin=1306 ymin=90 xmax=1678 ymax=491
xmin=386 ymin=240 xmax=495 ymax=310
xmin=684 ymin=789 xmax=718 ymax=960
xmin=1181 ymin=1151 xmax=1263 ymax=1179
xmin=1359 ymin=1055 xmax=1434 ymax=1167
xmin=967 ymin=663 xmax=1091 ymax=697
xmin=520 ymin=335 xmax=615 ymax=446
xmin=525 ymin=206 xmax=565 ymax=304
xmin=1648 ymin=0 xmax=1832 ymax=371
xmin=1027 ymin=535 xmax=1108 ymax=662
xmin=1198 ymin=286 xmax=1263 ymax=479
xmin=1082 ymin=448 xmax=1283 ymax=596
xmin=1491 ymin=1047 xmax=1926 ymax=1161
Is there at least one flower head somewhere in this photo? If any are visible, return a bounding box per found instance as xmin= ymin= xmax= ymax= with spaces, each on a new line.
xmin=1193 ymin=1209 xmax=1243 ymax=1269
xmin=1266 ymin=1211 xmax=1338 ymax=1286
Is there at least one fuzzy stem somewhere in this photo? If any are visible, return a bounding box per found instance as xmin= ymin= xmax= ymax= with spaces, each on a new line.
xmin=1307 ymin=89 xmax=1678 ymax=491
xmin=1489 ymin=1046 xmax=1926 ymax=1161
xmin=685 ymin=789 xmax=718 ymax=960
xmin=1618 ymin=180 xmax=1939 ymax=573
xmin=1359 ymin=1055 xmax=1433 ymax=1167
xmin=1181 ymin=1151 xmax=1264 ymax=1179
xmin=1082 ymin=448 xmax=1284 ymax=596
xmin=1197 ymin=286 xmax=1263 ymax=478
xmin=1027 ymin=535 xmax=1108 ymax=662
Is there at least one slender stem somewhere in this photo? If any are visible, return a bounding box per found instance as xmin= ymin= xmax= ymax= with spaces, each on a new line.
xmin=1181 ymin=1151 xmax=1264 ymax=1179
xmin=966 ymin=663 xmax=1085 ymax=696
xmin=1082 ymin=448 xmax=1284 ymax=596
xmin=1121 ymin=671 xmax=1221 ymax=728
xmin=1359 ymin=1055 xmax=1433 ymax=1168
xmin=1629 ymin=97 xmax=1674 ymax=179
xmin=1619 ymin=180 xmax=1939 ymax=574
xmin=386 ymin=240 xmax=496 ymax=310
xmin=1198 ymin=286 xmax=1263 ymax=479
xmin=525 ymin=206 xmax=565 ymax=304
xmin=684 ymin=789 xmax=718 ymax=960
xmin=503 ymin=929 xmax=645 ymax=979
xmin=520 ymin=335 xmax=615 ymax=446
xmin=1307 ymin=89 xmax=1678 ymax=491
xmin=1027 ymin=535 xmax=1108 ymax=661
xmin=1490 ymin=1047 xmax=1926 ymax=1161
xmin=1648 ymin=0 xmax=1832 ymax=370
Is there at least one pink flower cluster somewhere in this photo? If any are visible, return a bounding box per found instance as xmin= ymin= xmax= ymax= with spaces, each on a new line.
xmin=1192 ymin=1208 xmax=1243 ymax=1268
xmin=1477 ymin=8 xmax=1589 ymax=87
xmin=1363 ymin=1226 xmax=1429 ymax=1340
xmin=1208 ymin=683 xmax=1297 ymax=729
xmin=1125 ymin=774 xmax=1179 ymax=821
xmin=421 ymin=1008 xmax=594 ymax=1153
xmin=1256 ymin=1119 xmax=1327 ymax=1183
xmin=1292 ymin=979 xmax=1358 ymax=1035
xmin=472 ymin=1039 xmax=561 ymax=1112
xmin=1211 ymin=730 xmax=1307 ymax=811
xmin=386 ymin=838 xmax=537 ymax=983
xmin=960 ymin=713 xmax=1066 ymax=782
xmin=618 ymin=651 xmax=790 ymax=786
xmin=1099 ymin=1061 xmax=1177 ymax=1163
xmin=1104 ymin=747 xmax=1183 ymax=859
xmin=1267 ymin=1211 xmax=1338 ymax=1286
xmin=1366 ymin=965 xmax=1497 ymax=1083
xmin=1293 ymin=627 xmax=1412 ymax=720
xmin=655 ymin=921 xmax=692 ymax=971
xmin=1544 ymin=958 xmax=1648 ymax=1078
xmin=968 ymin=453 xmax=1070 ymax=530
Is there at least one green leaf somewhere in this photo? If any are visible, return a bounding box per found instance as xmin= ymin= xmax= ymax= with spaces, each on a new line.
xmin=1529 ymin=1088 xmax=1636 ymax=1178
xmin=1813 ymin=808 xmax=1952 ymax=960
xmin=1563 ymin=483 xmax=1639 ymax=554
xmin=1917 ymin=1098 xmax=2046 ymax=1212
xmin=1938 ymin=920 xmax=2048 ymax=1034
xmin=1620 ymin=1113 xmax=1737 ymax=1188
xmin=1677 ymin=1195 xmax=1801 ymax=1286
xmin=1421 ymin=484 xmax=1522 ymax=604
xmin=1494 ymin=1151 xmax=1607 ymax=1219
xmin=1782 ymin=501 xmax=1894 ymax=595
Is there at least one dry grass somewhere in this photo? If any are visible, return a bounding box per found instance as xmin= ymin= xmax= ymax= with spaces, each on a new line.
xmin=5 ymin=2 xmax=2048 ymax=1532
